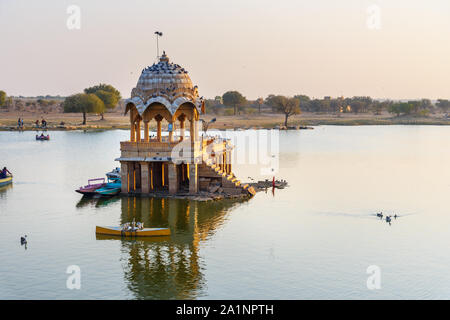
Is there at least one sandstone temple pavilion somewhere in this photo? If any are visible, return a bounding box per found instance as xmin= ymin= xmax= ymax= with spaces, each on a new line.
xmin=116 ymin=52 xmax=255 ymax=198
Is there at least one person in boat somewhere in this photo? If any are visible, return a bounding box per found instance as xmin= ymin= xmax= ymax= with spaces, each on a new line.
xmin=40 ymin=133 xmax=45 ymax=138
xmin=0 ymin=167 xmax=11 ymax=179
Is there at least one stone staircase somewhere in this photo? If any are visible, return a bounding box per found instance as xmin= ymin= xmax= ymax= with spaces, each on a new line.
xmin=200 ymin=159 xmax=256 ymax=197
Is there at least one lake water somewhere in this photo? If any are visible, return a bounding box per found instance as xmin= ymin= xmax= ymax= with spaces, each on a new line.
xmin=0 ymin=126 xmax=449 ymax=299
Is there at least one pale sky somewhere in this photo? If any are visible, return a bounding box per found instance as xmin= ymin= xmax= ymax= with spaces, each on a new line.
xmin=0 ymin=0 xmax=449 ymax=100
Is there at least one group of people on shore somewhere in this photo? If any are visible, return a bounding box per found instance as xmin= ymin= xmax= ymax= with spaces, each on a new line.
xmin=17 ymin=118 xmax=24 ymax=129
xmin=16 ymin=118 xmax=48 ymax=129
xmin=35 ymin=118 xmax=47 ymax=128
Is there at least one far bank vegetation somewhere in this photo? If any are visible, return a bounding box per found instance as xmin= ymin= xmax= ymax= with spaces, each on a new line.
xmin=1 ymin=87 xmax=449 ymax=126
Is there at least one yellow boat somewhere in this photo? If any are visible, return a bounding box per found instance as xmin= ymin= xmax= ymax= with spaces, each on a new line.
xmin=0 ymin=175 xmax=13 ymax=187
xmin=95 ymin=226 xmax=171 ymax=237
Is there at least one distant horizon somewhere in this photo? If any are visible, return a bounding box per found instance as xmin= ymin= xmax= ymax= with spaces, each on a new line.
xmin=1 ymin=0 xmax=449 ymax=100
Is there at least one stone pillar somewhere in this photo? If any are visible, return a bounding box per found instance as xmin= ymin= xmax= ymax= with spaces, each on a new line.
xmin=130 ymin=112 xmax=135 ymax=142
xmin=157 ymin=120 xmax=162 ymax=142
xmin=178 ymin=115 xmax=186 ymax=141
xmin=120 ymin=162 xmax=129 ymax=193
xmin=130 ymin=121 xmax=135 ymax=142
xmin=189 ymin=163 xmax=198 ymax=194
xmin=169 ymin=121 xmax=174 ymax=143
xmin=141 ymin=162 xmax=150 ymax=193
xmin=168 ymin=163 xmax=178 ymax=194
xmin=194 ymin=120 xmax=198 ymax=141
xmin=179 ymin=120 xmax=185 ymax=141
xmin=155 ymin=115 xmax=163 ymax=142
xmin=143 ymin=120 xmax=149 ymax=142
xmin=190 ymin=120 xmax=195 ymax=142
xmin=128 ymin=163 xmax=135 ymax=191
xmin=136 ymin=119 xmax=141 ymax=142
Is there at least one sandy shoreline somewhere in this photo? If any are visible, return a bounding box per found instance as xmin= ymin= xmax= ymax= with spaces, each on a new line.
xmin=1 ymin=111 xmax=448 ymax=131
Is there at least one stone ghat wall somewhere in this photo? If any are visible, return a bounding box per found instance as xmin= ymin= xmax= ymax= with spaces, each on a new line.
xmin=198 ymin=162 xmax=255 ymax=197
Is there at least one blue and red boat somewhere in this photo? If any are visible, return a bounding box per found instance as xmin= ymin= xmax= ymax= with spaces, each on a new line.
xmin=75 ymin=178 xmax=106 ymax=195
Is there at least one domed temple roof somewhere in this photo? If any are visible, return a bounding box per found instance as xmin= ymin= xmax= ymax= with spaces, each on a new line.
xmin=126 ymin=52 xmax=204 ymax=116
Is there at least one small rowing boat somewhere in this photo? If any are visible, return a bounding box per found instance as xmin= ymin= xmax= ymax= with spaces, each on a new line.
xmin=96 ymin=226 xmax=171 ymax=237
xmin=0 ymin=175 xmax=13 ymax=187
xmin=95 ymin=187 xmax=121 ymax=196
xmin=36 ymin=134 xmax=50 ymax=141
xmin=76 ymin=178 xmax=106 ymax=195
xmin=95 ymin=180 xmax=121 ymax=196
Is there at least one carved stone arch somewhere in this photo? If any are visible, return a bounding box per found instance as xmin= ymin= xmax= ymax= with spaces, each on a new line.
xmin=174 ymin=102 xmax=198 ymax=121
xmin=142 ymin=102 xmax=173 ymax=123
xmin=125 ymin=103 xmax=141 ymax=123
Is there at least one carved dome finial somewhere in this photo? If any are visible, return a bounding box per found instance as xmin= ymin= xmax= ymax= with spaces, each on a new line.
xmin=160 ymin=51 xmax=169 ymax=63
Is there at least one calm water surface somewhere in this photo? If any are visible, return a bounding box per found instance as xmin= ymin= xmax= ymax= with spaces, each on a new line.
xmin=0 ymin=126 xmax=449 ymax=299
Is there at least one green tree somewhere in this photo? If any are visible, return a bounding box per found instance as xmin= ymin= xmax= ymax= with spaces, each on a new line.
xmin=266 ymin=95 xmax=301 ymax=127
xmin=256 ymin=97 xmax=264 ymax=114
xmin=419 ymin=99 xmax=432 ymax=112
xmin=222 ymin=91 xmax=246 ymax=116
xmin=294 ymin=95 xmax=311 ymax=112
xmin=0 ymin=91 xmax=6 ymax=107
xmin=388 ymin=102 xmax=413 ymax=117
xmin=63 ymin=93 xmax=105 ymax=125
xmin=214 ymin=96 xmax=223 ymax=104
xmin=436 ymin=99 xmax=450 ymax=113
xmin=84 ymin=84 xmax=121 ymax=120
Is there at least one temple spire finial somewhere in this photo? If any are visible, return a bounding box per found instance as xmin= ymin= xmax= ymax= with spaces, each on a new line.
xmin=160 ymin=51 xmax=169 ymax=63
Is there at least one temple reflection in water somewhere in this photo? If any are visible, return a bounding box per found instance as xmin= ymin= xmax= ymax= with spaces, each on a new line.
xmin=95 ymin=196 xmax=246 ymax=299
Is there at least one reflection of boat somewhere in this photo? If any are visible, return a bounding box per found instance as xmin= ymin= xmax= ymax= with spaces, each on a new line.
xmin=95 ymin=180 xmax=121 ymax=196
xmin=36 ymin=134 xmax=50 ymax=140
xmin=106 ymin=167 xmax=121 ymax=180
xmin=96 ymin=226 xmax=171 ymax=237
xmin=95 ymin=233 xmax=170 ymax=242
xmin=0 ymin=175 xmax=13 ymax=187
xmin=76 ymin=178 xmax=106 ymax=195
xmin=76 ymin=195 xmax=120 ymax=208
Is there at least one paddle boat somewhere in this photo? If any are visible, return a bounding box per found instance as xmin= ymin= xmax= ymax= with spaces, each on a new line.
xmin=0 ymin=174 xmax=13 ymax=187
xmin=36 ymin=134 xmax=50 ymax=141
xmin=96 ymin=225 xmax=171 ymax=237
xmin=75 ymin=178 xmax=106 ymax=195
xmin=94 ymin=180 xmax=121 ymax=196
